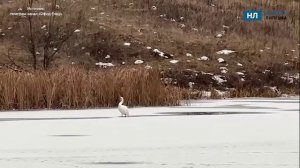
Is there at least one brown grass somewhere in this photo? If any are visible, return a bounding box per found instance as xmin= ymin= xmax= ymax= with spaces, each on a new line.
xmin=0 ymin=67 xmax=182 ymax=110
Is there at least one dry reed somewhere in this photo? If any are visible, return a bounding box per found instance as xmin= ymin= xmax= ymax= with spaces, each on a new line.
xmin=0 ymin=67 xmax=182 ymax=110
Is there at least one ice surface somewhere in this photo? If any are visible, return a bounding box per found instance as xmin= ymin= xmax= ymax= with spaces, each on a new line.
xmin=0 ymin=98 xmax=298 ymax=168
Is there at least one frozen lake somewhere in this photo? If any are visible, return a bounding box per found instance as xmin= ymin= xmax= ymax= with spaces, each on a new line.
xmin=0 ymin=98 xmax=299 ymax=168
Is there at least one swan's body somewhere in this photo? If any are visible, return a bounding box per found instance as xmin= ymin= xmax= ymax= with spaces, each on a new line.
xmin=118 ymin=97 xmax=129 ymax=117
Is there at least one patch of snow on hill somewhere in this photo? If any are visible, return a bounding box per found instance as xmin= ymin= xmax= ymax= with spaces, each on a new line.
xmin=216 ymin=49 xmax=235 ymax=55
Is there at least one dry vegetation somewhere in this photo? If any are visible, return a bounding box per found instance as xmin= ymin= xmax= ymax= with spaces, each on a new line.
xmin=0 ymin=67 xmax=182 ymax=110
xmin=0 ymin=0 xmax=299 ymax=110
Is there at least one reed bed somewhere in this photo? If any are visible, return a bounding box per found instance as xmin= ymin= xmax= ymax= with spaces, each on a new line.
xmin=0 ymin=67 xmax=182 ymax=110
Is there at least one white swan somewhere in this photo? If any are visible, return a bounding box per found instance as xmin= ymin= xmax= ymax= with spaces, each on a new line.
xmin=118 ymin=96 xmax=129 ymax=117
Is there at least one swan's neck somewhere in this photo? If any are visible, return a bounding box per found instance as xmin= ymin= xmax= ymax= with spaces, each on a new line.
xmin=119 ymin=98 xmax=124 ymax=106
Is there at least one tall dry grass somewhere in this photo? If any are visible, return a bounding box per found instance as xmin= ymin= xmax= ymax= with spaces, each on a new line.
xmin=0 ymin=67 xmax=182 ymax=110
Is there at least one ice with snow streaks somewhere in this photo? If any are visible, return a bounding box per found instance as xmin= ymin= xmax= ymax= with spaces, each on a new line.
xmin=0 ymin=98 xmax=298 ymax=168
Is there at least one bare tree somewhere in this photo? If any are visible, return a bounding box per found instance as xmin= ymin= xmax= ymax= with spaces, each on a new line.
xmin=24 ymin=0 xmax=84 ymax=69
xmin=27 ymin=0 xmax=37 ymax=69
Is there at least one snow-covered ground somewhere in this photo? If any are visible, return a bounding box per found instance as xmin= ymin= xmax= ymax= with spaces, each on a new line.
xmin=0 ymin=98 xmax=299 ymax=168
